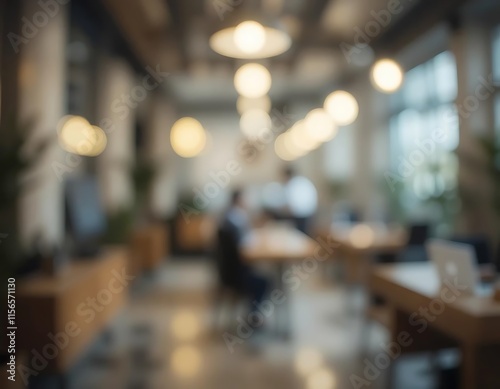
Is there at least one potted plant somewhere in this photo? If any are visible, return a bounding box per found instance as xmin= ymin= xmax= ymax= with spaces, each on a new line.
xmin=0 ymin=116 xmax=51 ymax=276
xmin=0 ymin=116 xmax=50 ymax=364
xmin=102 ymin=158 xmax=158 ymax=245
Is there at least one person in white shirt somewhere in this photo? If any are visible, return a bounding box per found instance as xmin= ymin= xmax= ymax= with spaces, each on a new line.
xmin=282 ymin=167 xmax=318 ymax=234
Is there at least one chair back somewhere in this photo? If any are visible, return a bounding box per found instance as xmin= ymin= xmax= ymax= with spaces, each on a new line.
xmin=215 ymin=225 xmax=245 ymax=291
xmin=450 ymin=235 xmax=492 ymax=265
xmin=407 ymin=224 xmax=429 ymax=246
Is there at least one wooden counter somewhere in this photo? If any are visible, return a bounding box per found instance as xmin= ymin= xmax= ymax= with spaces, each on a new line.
xmin=130 ymin=223 xmax=169 ymax=275
xmin=18 ymin=246 xmax=130 ymax=373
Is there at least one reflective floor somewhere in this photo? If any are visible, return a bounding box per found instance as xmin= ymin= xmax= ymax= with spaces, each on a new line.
xmin=38 ymin=258 xmax=452 ymax=389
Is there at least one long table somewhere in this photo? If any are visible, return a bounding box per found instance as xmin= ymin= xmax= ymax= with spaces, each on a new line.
xmin=243 ymin=224 xmax=318 ymax=263
xmin=321 ymin=222 xmax=407 ymax=282
xmin=371 ymin=263 xmax=500 ymax=389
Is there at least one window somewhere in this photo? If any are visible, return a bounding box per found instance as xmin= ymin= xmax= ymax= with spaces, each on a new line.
xmin=389 ymin=51 xmax=458 ymax=230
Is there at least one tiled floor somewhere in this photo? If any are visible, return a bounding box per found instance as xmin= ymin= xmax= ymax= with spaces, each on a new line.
xmin=53 ymin=258 xmax=448 ymax=389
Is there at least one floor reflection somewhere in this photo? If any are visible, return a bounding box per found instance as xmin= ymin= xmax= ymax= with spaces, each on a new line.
xmin=59 ymin=258 xmax=441 ymax=389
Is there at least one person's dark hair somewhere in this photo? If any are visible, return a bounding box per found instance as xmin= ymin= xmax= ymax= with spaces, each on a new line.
xmin=231 ymin=189 xmax=242 ymax=205
xmin=283 ymin=166 xmax=295 ymax=179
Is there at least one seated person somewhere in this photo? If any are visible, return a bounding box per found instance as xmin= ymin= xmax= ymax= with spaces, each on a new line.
xmin=216 ymin=189 xmax=269 ymax=320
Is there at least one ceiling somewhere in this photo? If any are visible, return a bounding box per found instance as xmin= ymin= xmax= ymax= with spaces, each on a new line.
xmin=99 ymin=0 xmax=486 ymax=109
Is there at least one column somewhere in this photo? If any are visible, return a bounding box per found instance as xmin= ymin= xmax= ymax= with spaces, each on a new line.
xmin=146 ymin=94 xmax=178 ymax=218
xmin=96 ymin=56 xmax=136 ymax=212
xmin=17 ymin=0 xmax=68 ymax=246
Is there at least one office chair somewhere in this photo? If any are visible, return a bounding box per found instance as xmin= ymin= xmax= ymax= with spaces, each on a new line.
xmin=212 ymin=226 xmax=248 ymax=331
xmin=450 ymin=235 xmax=492 ymax=265
xmin=398 ymin=223 xmax=430 ymax=262
xmin=368 ymin=224 xmax=430 ymax=339
xmin=373 ymin=223 xmax=430 ymax=264
xmin=407 ymin=223 xmax=430 ymax=245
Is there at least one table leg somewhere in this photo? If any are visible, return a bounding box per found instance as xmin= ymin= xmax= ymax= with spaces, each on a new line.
xmin=461 ymin=343 xmax=479 ymax=389
xmin=460 ymin=343 xmax=500 ymax=389
xmin=275 ymin=262 xmax=291 ymax=339
xmin=59 ymin=373 xmax=69 ymax=389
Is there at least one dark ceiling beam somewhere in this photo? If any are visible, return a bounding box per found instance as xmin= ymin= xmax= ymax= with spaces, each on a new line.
xmin=165 ymin=0 xmax=189 ymax=69
xmin=176 ymin=89 xmax=324 ymax=114
xmin=372 ymin=0 xmax=469 ymax=54
xmin=0 ymin=0 xmax=22 ymax=136
xmin=76 ymin=0 xmax=145 ymax=74
xmin=287 ymin=0 xmax=331 ymax=67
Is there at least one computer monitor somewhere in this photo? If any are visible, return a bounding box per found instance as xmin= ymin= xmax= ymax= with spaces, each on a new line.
xmin=450 ymin=235 xmax=492 ymax=265
xmin=426 ymin=239 xmax=491 ymax=296
xmin=65 ymin=175 xmax=106 ymax=257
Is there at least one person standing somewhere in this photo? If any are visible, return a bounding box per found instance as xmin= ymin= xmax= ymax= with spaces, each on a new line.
xmin=282 ymin=167 xmax=318 ymax=234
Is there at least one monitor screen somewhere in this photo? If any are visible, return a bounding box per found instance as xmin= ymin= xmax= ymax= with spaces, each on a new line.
xmin=65 ymin=175 xmax=106 ymax=242
xmin=450 ymin=236 xmax=492 ymax=265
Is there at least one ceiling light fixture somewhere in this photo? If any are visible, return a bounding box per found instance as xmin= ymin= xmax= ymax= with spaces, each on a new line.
xmin=304 ymin=108 xmax=338 ymax=142
xmin=288 ymin=120 xmax=321 ymax=153
xmin=240 ymin=109 xmax=272 ymax=139
xmin=237 ymin=95 xmax=272 ymax=115
xmin=370 ymin=58 xmax=404 ymax=93
xmin=58 ymin=115 xmax=107 ymax=157
xmin=324 ymin=90 xmax=359 ymax=126
xmin=275 ymin=133 xmax=299 ymax=161
xmin=234 ymin=21 xmax=266 ymax=54
xmin=234 ymin=63 xmax=272 ymax=98
xmin=170 ymin=117 xmax=206 ymax=158
xmin=210 ymin=18 xmax=291 ymax=59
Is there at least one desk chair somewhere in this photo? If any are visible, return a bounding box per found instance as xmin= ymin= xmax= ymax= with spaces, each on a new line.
xmin=398 ymin=223 xmax=429 ymax=263
xmin=375 ymin=223 xmax=430 ymax=264
xmin=212 ymin=227 xmax=248 ymax=331
xmin=371 ymin=223 xmax=430 ymax=312
xmin=450 ymin=235 xmax=492 ymax=265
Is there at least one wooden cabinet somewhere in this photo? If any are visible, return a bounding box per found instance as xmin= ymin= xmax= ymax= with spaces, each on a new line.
xmin=17 ymin=246 xmax=130 ymax=373
xmin=175 ymin=214 xmax=215 ymax=253
xmin=130 ymin=223 xmax=169 ymax=275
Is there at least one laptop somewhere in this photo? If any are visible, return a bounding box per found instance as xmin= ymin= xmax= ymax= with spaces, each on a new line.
xmin=426 ymin=239 xmax=492 ymax=297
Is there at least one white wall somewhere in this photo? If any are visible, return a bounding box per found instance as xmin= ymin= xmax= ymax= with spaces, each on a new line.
xmin=178 ymin=112 xmax=280 ymax=212
xmin=177 ymin=103 xmax=327 ymax=213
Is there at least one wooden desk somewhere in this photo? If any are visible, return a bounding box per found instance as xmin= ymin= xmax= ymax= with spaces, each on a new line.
xmin=371 ymin=263 xmax=500 ymax=389
xmin=18 ymin=246 xmax=130 ymax=374
xmin=243 ymin=225 xmax=318 ymax=263
xmin=323 ymin=222 xmax=407 ymax=282
xmin=242 ymin=225 xmax=318 ymax=336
